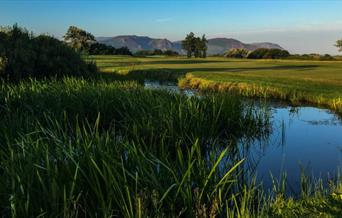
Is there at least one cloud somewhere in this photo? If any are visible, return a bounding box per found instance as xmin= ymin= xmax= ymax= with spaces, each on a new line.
xmin=155 ymin=17 xmax=172 ymax=23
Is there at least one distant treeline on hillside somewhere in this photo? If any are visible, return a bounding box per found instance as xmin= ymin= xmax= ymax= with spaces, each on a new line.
xmin=134 ymin=49 xmax=179 ymax=57
xmin=224 ymin=48 xmax=290 ymax=59
xmin=223 ymin=48 xmax=338 ymax=60
xmin=88 ymin=42 xmax=132 ymax=55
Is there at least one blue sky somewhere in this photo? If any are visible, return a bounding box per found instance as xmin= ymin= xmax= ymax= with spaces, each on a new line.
xmin=1 ymin=0 xmax=342 ymax=54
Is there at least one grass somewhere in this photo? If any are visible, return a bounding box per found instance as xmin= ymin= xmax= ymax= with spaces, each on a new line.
xmin=1 ymin=56 xmax=342 ymax=216
xmin=0 ymin=78 xmax=270 ymax=217
xmin=89 ymin=55 xmax=342 ymax=112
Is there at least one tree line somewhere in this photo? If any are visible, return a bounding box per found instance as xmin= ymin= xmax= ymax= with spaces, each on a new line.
xmin=181 ymin=32 xmax=208 ymax=58
xmin=134 ymin=49 xmax=179 ymax=57
xmin=64 ymin=26 xmax=132 ymax=55
xmin=224 ymin=48 xmax=290 ymax=59
xmin=336 ymin=39 xmax=342 ymax=53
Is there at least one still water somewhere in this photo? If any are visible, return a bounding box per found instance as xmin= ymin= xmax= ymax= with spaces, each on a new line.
xmin=145 ymin=80 xmax=342 ymax=193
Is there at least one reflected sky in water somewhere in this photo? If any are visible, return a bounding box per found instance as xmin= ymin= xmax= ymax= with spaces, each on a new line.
xmin=249 ymin=105 xmax=342 ymax=192
xmin=144 ymin=80 xmax=342 ymax=193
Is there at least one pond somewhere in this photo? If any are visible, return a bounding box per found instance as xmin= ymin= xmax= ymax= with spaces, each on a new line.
xmin=144 ymin=80 xmax=342 ymax=194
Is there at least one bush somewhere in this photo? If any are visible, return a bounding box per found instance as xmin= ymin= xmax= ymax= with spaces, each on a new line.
xmin=224 ymin=48 xmax=249 ymax=58
xmin=0 ymin=24 xmax=97 ymax=81
xmin=134 ymin=49 xmax=179 ymax=57
xmin=89 ymin=43 xmax=132 ymax=55
xmin=0 ymin=56 xmax=6 ymax=74
xmin=164 ymin=50 xmax=179 ymax=56
xmin=134 ymin=50 xmax=154 ymax=56
xmin=288 ymin=53 xmax=336 ymax=61
xmin=247 ymin=48 xmax=290 ymax=59
xmin=320 ymin=54 xmax=335 ymax=61
xmin=115 ymin=46 xmax=132 ymax=55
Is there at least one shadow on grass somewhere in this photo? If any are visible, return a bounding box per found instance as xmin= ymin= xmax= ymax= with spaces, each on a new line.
xmin=138 ymin=60 xmax=227 ymax=65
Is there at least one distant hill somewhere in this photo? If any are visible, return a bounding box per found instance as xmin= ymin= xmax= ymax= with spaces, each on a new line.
xmin=96 ymin=35 xmax=174 ymax=52
xmin=97 ymin=35 xmax=284 ymax=55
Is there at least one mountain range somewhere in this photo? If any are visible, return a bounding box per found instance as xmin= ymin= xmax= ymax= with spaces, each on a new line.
xmin=96 ymin=35 xmax=284 ymax=55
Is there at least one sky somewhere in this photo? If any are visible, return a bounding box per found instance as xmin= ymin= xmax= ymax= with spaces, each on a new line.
xmin=1 ymin=0 xmax=342 ymax=54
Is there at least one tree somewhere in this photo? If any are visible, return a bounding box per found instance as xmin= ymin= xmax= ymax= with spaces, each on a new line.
xmin=247 ymin=48 xmax=289 ymax=59
xmin=182 ymin=32 xmax=207 ymax=58
xmin=182 ymin=32 xmax=195 ymax=58
xmin=336 ymin=39 xmax=342 ymax=52
xmin=194 ymin=37 xmax=202 ymax=58
xmin=88 ymin=43 xmax=132 ymax=55
xmin=164 ymin=50 xmax=179 ymax=56
xmin=114 ymin=46 xmax=132 ymax=55
xmin=200 ymin=35 xmax=208 ymax=58
xmin=0 ymin=24 xmax=96 ymax=81
xmin=64 ymin=26 xmax=96 ymax=52
xmin=153 ymin=49 xmax=163 ymax=55
xmin=224 ymin=48 xmax=249 ymax=58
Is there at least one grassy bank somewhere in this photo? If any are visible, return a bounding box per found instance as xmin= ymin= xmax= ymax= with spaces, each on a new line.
xmin=0 ymin=78 xmax=268 ymax=217
xmin=1 ymin=54 xmax=342 ymax=216
xmin=90 ymin=56 xmax=342 ymax=112
xmin=1 ymin=78 xmax=341 ymax=217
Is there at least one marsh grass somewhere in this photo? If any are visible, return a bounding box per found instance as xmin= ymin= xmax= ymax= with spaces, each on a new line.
xmin=0 ymin=78 xmax=341 ymax=217
xmin=0 ymin=78 xmax=269 ymax=217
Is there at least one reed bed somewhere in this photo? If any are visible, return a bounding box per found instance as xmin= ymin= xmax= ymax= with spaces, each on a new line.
xmin=0 ymin=78 xmax=341 ymax=217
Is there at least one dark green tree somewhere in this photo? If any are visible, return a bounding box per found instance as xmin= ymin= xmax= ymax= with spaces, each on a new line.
xmin=182 ymin=32 xmax=196 ymax=58
xmin=194 ymin=37 xmax=202 ymax=58
xmin=336 ymin=39 xmax=342 ymax=52
xmin=153 ymin=49 xmax=163 ymax=55
xmin=64 ymin=26 xmax=96 ymax=52
xmin=200 ymin=34 xmax=208 ymax=58
xmin=247 ymin=48 xmax=289 ymax=59
xmin=182 ymin=32 xmax=207 ymax=58
xmin=224 ymin=48 xmax=249 ymax=58
xmin=0 ymin=24 xmax=96 ymax=81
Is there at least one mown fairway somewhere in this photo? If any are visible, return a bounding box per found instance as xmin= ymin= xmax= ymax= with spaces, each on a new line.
xmin=90 ymin=55 xmax=342 ymax=111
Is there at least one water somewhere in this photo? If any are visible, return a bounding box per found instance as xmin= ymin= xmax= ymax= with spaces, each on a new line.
xmin=247 ymin=105 xmax=342 ymax=193
xmin=144 ymin=80 xmax=342 ymax=193
xmin=144 ymin=80 xmax=196 ymax=97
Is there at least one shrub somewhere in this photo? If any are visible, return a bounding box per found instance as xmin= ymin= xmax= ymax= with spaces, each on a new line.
xmin=134 ymin=49 xmax=179 ymax=57
xmin=319 ymin=54 xmax=335 ymax=61
xmin=224 ymin=48 xmax=249 ymax=58
xmin=134 ymin=50 xmax=154 ymax=56
xmin=153 ymin=49 xmax=163 ymax=55
xmin=115 ymin=46 xmax=132 ymax=55
xmin=88 ymin=43 xmax=132 ymax=55
xmin=288 ymin=53 xmax=336 ymax=61
xmin=247 ymin=48 xmax=290 ymax=59
xmin=0 ymin=56 xmax=6 ymax=74
xmin=247 ymin=48 xmax=268 ymax=59
xmin=0 ymin=24 xmax=97 ymax=81
xmin=164 ymin=50 xmax=179 ymax=56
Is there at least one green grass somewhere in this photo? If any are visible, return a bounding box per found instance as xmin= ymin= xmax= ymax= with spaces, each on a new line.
xmin=1 ymin=56 xmax=342 ymax=216
xmin=89 ymin=55 xmax=342 ymax=112
xmin=0 ymin=78 xmax=271 ymax=217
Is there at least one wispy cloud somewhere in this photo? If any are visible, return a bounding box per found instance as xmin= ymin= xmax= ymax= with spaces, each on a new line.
xmin=155 ymin=17 xmax=172 ymax=23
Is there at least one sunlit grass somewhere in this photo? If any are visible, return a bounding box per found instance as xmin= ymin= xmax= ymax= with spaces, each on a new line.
xmin=89 ymin=55 xmax=342 ymax=112
xmin=1 ymin=56 xmax=342 ymax=216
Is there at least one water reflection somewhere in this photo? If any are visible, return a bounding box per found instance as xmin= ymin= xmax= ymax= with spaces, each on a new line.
xmin=144 ymin=80 xmax=342 ymax=194
xmin=249 ymin=104 xmax=342 ymax=193
xmin=144 ymin=80 xmax=197 ymax=97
